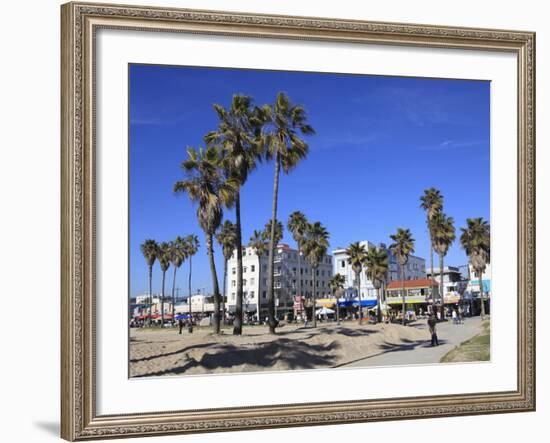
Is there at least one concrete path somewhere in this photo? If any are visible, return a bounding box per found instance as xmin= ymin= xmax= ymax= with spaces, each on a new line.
xmin=338 ymin=316 xmax=486 ymax=368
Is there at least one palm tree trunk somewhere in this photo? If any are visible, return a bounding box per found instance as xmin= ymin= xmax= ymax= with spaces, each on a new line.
xmin=439 ymin=253 xmax=445 ymax=321
xmin=171 ymin=266 xmax=177 ymax=321
xmin=357 ymin=271 xmax=363 ymax=325
xmin=297 ymin=247 xmax=302 ymax=320
xmin=266 ymin=156 xmax=281 ymax=334
xmin=148 ymin=264 xmax=153 ymax=327
xmin=376 ymin=285 xmax=382 ymax=323
xmin=222 ymin=259 xmax=227 ymax=327
xmin=161 ymin=270 xmax=166 ymax=327
xmin=335 ymin=289 xmax=340 ymax=325
xmin=430 ymin=238 xmax=436 ymax=315
xmin=188 ymin=255 xmax=193 ymax=331
xmin=401 ymin=265 xmax=406 ymax=325
xmin=312 ymin=269 xmax=317 ymax=328
xmin=234 ymin=193 xmax=244 ymax=335
xmin=206 ymin=234 xmax=221 ymax=334
xmin=479 ymin=271 xmax=486 ymax=319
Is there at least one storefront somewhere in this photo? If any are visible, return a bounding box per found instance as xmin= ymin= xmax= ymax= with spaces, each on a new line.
xmin=386 ymin=279 xmax=439 ymax=314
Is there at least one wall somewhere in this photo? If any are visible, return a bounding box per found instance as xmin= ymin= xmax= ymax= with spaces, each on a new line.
xmin=0 ymin=0 xmax=547 ymax=442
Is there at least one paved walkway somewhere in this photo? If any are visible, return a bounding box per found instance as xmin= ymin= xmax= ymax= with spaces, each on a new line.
xmin=338 ymin=316 xmax=487 ymax=368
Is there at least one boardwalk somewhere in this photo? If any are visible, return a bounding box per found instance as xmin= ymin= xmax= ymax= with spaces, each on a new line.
xmin=337 ymin=316 xmax=487 ymax=368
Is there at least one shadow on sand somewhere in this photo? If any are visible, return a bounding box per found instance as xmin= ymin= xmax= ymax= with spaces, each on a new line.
xmin=134 ymin=337 xmax=341 ymax=377
xmin=332 ymin=337 xmax=448 ymax=368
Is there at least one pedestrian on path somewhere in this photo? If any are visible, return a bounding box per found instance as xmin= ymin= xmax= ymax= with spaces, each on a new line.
xmin=428 ymin=314 xmax=439 ymax=346
xmin=178 ymin=318 xmax=184 ymax=334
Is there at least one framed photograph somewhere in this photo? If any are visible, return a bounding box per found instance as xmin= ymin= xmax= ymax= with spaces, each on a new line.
xmin=61 ymin=1 xmax=536 ymax=440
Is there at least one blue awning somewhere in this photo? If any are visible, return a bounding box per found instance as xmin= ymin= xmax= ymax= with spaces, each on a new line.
xmin=338 ymin=299 xmax=377 ymax=308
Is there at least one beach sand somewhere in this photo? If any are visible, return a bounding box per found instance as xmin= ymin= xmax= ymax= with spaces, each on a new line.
xmin=129 ymin=321 xmax=431 ymax=377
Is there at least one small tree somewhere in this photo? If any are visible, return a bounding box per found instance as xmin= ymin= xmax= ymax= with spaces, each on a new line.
xmin=389 ymin=229 xmax=415 ymax=325
xmin=301 ymin=222 xmax=330 ymax=328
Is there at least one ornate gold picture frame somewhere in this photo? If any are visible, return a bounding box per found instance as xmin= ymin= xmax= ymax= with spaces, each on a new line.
xmin=61 ymin=2 xmax=535 ymax=440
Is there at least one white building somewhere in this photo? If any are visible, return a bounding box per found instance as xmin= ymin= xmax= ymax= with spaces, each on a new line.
xmin=426 ymin=266 xmax=467 ymax=303
xmin=332 ymin=241 xmax=426 ymax=305
xmin=225 ymin=243 xmax=333 ymax=319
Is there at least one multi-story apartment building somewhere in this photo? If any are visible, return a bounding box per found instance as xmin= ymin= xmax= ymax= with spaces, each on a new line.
xmin=426 ymin=265 xmax=468 ymax=303
xmin=332 ymin=241 xmax=426 ymax=304
xmin=225 ymin=243 xmax=333 ymax=320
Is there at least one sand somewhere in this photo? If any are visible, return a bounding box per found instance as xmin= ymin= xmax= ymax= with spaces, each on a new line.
xmin=129 ymin=321 xmax=429 ymax=378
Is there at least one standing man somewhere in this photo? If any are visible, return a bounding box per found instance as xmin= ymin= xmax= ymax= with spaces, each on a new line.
xmin=428 ymin=314 xmax=439 ymax=346
xmin=178 ymin=317 xmax=184 ymax=335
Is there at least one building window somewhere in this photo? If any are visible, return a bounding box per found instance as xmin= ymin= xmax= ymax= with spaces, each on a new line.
xmin=232 ymin=267 xmax=236 ymax=275
xmin=243 ymin=266 xmax=247 ymax=273
xmin=341 ymin=260 xmax=345 ymax=268
xmin=231 ymin=293 xmax=235 ymax=300
xmin=243 ymin=279 xmax=247 ymax=286
xmin=251 ymin=265 xmax=255 ymax=272
xmin=250 ymin=278 xmax=255 ymax=286
xmin=262 ymin=291 xmax=267 ymax=299
xmin=231 ymin=280 xmax=236 ymax=287
xmin=250 ymin=291 xmax=255 ymax=298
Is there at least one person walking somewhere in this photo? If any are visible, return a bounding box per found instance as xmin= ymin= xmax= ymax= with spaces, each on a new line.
xmin=428 ymin=314 xmax=439 ymax=346
xmin=178 ymin=317 xmax=184 ymax=334
xmin=452 ymin=309 xmax=458 ymax=325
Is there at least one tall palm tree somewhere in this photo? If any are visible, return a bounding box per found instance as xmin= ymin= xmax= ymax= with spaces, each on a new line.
xmin=216 ymin=220 xmax=237 ymax=327
xmin=174 ymin=146 xmax=238 ymax=334
xmin=157 ymin=242 xmax=171 ymax=327
xmin=431 ymin=212 xmax=456 ymax=317
xmin=287 ymin=211 xmax=308 ymax=318
xmin=389 ymin=228 xmax=415 ymax=325
xmin=183 ymin=234 xmax=199 ymax=331
xmin=140 ymin=239 xmax=159 ymax=326
xmin=364 ymin=246 xmax=389 ymax=323
xmin=346 ymin=242 xmax=368 ymax=325
xmin=259 ymin=92 xmax=315 ymax=334
xmin=249 ymin=229 xmax=268 ymax=322
xmin=301 ymin=222 xmax=330 ymax=328
xmin=460 ymin=218 xmax=490 ymax=319
xmin=329 ymin=273 xmax=346 ymax=325
xmin=420 ymin=188 xmax=443 ymax=313
xmin=169 ymin=236 xmax=187 ymax=320
xmin=205 ymin=95 xmax=262 ymax=335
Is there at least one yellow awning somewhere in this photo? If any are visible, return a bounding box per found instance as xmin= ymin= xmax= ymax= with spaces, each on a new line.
xmin=315 ymin=298 xmax=336 ymax=308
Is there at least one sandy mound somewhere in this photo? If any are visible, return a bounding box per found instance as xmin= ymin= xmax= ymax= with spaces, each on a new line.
xmin=130 ymin=322 xmax=429 ymax=378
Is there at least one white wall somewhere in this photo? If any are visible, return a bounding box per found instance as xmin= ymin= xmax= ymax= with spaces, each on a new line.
xmin=0 ymin=0 xmax=547 ymax=442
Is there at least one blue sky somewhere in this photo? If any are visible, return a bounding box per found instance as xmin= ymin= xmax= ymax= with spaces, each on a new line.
xmin=129 ymin=64 xmax=490 ymax=298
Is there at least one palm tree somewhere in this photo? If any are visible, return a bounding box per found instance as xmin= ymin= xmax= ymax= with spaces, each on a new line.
xmin=364 ymin=246 xmax=389 ymax=323
xmin=169 ymin=236 xmax=187 ymax=321
xmin=249 ymin=229 xmax=268 ymax=322
xmin=329 ymin=273 xmax=346 ymax=325
xmin=346 ymin=242 xmax=368 ymax=325
xmin=259 ymin=92 xmax=315 ymax=334
xmin=460 ymin=218 xmax=490 ymax=319
xmin=174 ymin=146 xmax=238 ymax=334
xmin=183 ymin=234 xmax=199 ymax=331
xmin=157 ymin=242 xmax=171 ymax=327
xmin=216 ymin=220 xmax=237 ymax=327
xmin=140 ymin=239 xmax=159 ymax=326
xmin=301 ymin=222 xmax=330 ymax=328
xmin=262 ymin=219 xmax=284 ymax=252
xmin=420 ymin=188 xmax=443 ymax=314
xmin=287 ymin=211 xmax=308 ymax=319
xmin=389 ymin=228 xmax=415 ymax=325
xmin=205 ymin=95 xmax=262 ymax=335
xmin=431 ymin=212 xmax=456 ymax=318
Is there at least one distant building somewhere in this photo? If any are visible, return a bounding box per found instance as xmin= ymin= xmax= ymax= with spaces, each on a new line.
xmin=225 ymin=243 xmax=332 ymax=320
xmin=332 ymin=241 xmax=426 ymax=306
xmin=426 ymin=266 xmax=468 ymax=303
xmin=386 ymin=278 xmax=439 ymax=312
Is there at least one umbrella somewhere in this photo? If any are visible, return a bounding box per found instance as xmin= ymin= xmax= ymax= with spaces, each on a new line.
xmin=315 ymin=307 xmax=335 ymax=315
